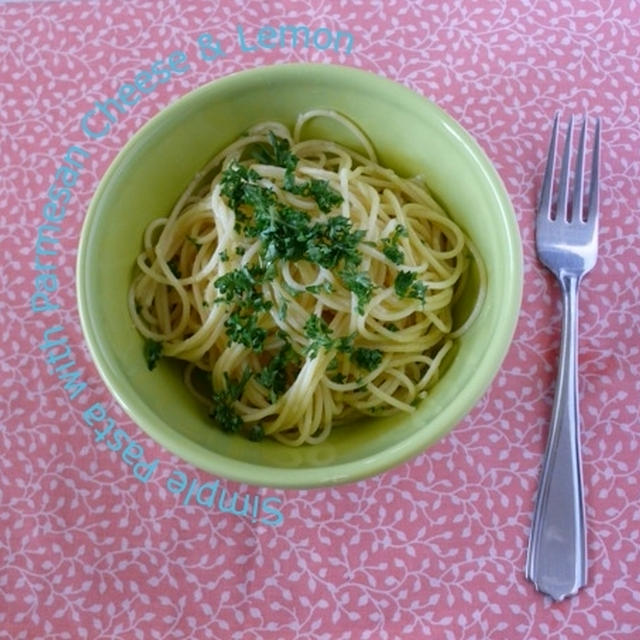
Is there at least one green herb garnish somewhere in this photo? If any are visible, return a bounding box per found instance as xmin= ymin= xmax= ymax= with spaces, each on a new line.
xmin=219 ymin=158 xmax=360 ymax=273
xmin=306 ymin=179 xmax=343 ymax=213
xmin=210 ymin=400 xmax=243 ymax=434
xmin=335 ymin=333 xmax=356 ymax=354
xmin=210 ymin=370 xmax=252 ymax=434
xmin=253 ymin=131 xmax=298 ymax=170
xmin=305 ymin=281 xmax=334 ymax=295
xmin=381 ymin=225 xmax=407 ymax=265
xmin=394 ymin=270 xmax=427 ymax=301
xmin=215 ymin=266 xmax=266 ymax=306
xmin=143 ymin=339 xmax=163 ymax=371
xmin=253 ymin=132 xmax=343 ymax=213
xmin=351 ymin=347 xmax=383 ymax=371
xmin=247 ymin=424 xmax=265 ymax=442
xmin=339 ymin=267 xmax=376 ymax=314
xmin=306 ymin=216 xmax=364 ymax=269
xmin=303 ymin=314 xmax=335 ymax=358
xmin=214 ymin=266 xmax=273 ymax=350
xmin=224 ymin=311 xmax=267 ymax=352
xmin=256 ymin=342 xmax=300 ymax=400
xmin=286 ymin=177 xmax=343 ymax=213
xmin=167 ymin=257 xmax=181 ymax=278
xmin=220 ymin=162 xmax=262 ymax=210
xmin=278 ymin=300 xmax=289 ymax=321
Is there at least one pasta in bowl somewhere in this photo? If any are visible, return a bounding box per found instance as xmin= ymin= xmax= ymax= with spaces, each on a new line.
xmin=77 ymin=64 xmax=521 ymax=487
xmin=129 ymin=110 xmax=484 ymax=447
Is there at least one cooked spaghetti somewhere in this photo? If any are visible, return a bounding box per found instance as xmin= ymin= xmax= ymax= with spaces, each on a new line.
xmin=128 ymin=110 xmax=485 ymax=445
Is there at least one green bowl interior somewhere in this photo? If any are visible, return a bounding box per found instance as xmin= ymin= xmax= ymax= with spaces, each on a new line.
xmin=77 ymin=64 xmax=522 ymax=487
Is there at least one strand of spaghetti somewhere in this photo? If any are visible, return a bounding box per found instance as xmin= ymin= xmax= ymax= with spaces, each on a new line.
xmin=294 ymin=109 xmax=377 ymax=161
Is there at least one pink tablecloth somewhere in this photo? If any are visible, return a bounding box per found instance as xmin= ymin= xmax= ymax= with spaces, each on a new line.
xmin=2 ymin=1 xmax=639 ymax=638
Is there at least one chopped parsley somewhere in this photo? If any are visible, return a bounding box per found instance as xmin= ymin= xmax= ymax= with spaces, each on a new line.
xmin=339 ymin=266 xmax=376 ymax=314
xmin=305 ymin=281 xmax=334 ymax=295
xmin=247 ymin=424 xmax=265 ymax=442
xmin=214 ymin=266 xmax=271 ymax=310
xmin=278 ymin=300 xmax=289 ymax=321
xmin=256 ymin=341 xmax=300 ymax=401
xmin=253 ymin=130 xmax=298 ymax=170
xmin=206 ymin=370 xmax=268 ymax=441
xmin=287 ymin=177 xmax=344 ymax=213
xmin=307 ymin=179 xmax=343 ymax=213
xmin=335 ymin=333 xmax=356 ymax=354
xmin=219 ymin=155 xmax=359 ymax=275
xmin=252 ymin=131 xmax=343 ymax=213
xmin=351 ymin=347 xmax=383 ymax=371
xmin=221 ymin=164 xmax=361 ymax=273
xmin=210 ymin=370 xmax=251 ymax=434
xmin=302 ymin=317 xmax=359 ymax=361
xmin=303 ymin=314 xmax=335 ymax=358
xmin=224 ymin=311 xmax=267 ymax=352
xmin=394 ymin=270 xmax=427 ymax=301
xmin=210 ymin=400 xmax=243 ymax=434
xmin=381 ymin=225 xmax=407 ymax=265
xmin=143 ymin=339 xmax=163 ymax=371
xmin=214 ymin=266 xmax=273 ymax=350
xmin=220 ymin=162 xmax=262 ymax=210
xmin=254 ymin=204 xmax=315 ymax=265
xmin=305 ymin=216 xmax=365 ymax=269
xmin=167 ymin=257 xmax=181 ymax=278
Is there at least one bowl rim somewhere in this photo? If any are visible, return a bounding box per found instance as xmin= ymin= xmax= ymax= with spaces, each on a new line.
xmin=77 ymin=62 xmax=523 ymax=488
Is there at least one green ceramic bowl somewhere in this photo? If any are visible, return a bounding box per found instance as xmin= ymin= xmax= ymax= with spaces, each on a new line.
xmin=77 ymin=64 xmax=522 ymax=488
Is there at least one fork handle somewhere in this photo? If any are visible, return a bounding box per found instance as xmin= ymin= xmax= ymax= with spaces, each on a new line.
xmin=526 ymin=273 xmax=587 ymax=601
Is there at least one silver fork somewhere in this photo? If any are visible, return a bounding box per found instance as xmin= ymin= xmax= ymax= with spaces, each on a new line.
xmin=525 ymin=114 xmax=601 ymax=601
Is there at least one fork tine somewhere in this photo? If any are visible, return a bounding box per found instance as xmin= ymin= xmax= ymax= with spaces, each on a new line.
xmin=571 ymin=118 xmax=586 ymax=222
xmin=556 ymin=115 xmax=574 ymax=221
xmin=586 ymin=117 xmax=601 ymax=225
xmin=538 ymin=113 xmax=559 ymax=219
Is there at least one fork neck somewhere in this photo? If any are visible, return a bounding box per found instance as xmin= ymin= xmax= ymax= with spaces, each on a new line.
xmin=557 ymin=272 xmax=580 ymax=387
xmin=558 ymin=271 xmax=581 ymax=294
